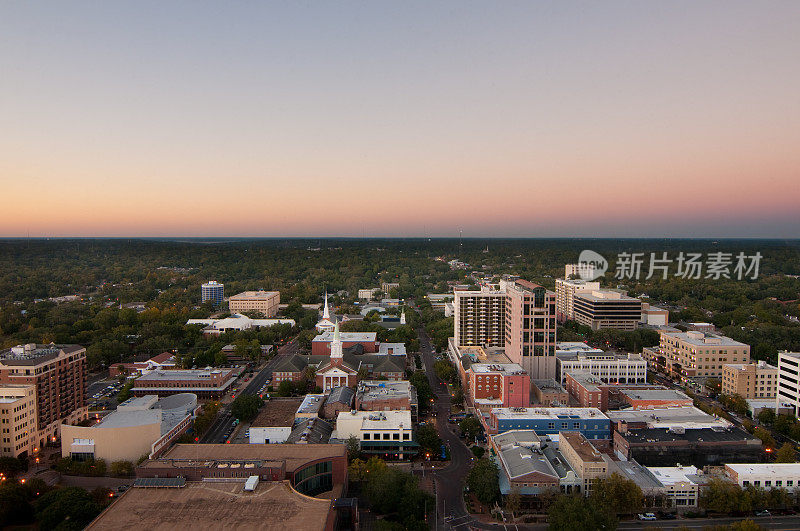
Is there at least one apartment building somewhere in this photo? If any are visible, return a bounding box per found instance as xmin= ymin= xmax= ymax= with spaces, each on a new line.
xmin=228 ymin=290 xmax=280 ymax=317
xmin=0 ymin=384 xmax=37 ymax=457
xmin=559 ymin=431 xmax=609 ymax=495
xmin=722 ymin=361 xmax=777 ymax=399
xmin=655 ymin=330 xmax=750 ymax=379
xmin=573 ymin=290 xmax=642 ymax=331
xmin=504 ymin=280 xmax=557 ymax=380
xmin=454 ymin=288 xmax=506 ymax=348
xmin=486 ymin=407 xmax=610 ymax=439
xmin=565 ymin=263 xmax=598 ymax=281
xmin=0 ymin=344 xmax=88 ymax=447
xmin=776 ymin=352 xmax=800 ymax=416
xmin=201 ymin=281 xmax=224 ymax=305
xmin=555 ymin=278 xmax=600 ymax=322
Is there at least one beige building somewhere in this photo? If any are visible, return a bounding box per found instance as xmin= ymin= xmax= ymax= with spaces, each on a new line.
xmin=61 ymin=394 xmax=196 ymax=463
xmin=559 ymin=431 xmax=609 ymax=495
xmin=0 ymin=384 xmax=38 ymax=458
xmin=657 ymin=330 xmax=750 ymax=379
xmin=454 ymin=289 xmax=506 ymax=348
xmin=573 ymin=290 xmax=642 ymax=331
xmin=228 ymin=290 xmax=280 ymax=317
xmin=722 ymin=361 xmax=777 ymax=399
xmin=555 ymin=278 xmax=600 ymax=322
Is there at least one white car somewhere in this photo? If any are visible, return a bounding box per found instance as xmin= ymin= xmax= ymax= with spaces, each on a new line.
xmin=637 ymin=513 xmax=657 ymax=521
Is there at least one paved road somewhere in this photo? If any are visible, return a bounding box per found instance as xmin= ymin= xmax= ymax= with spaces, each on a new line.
xmin=200 ymin=338 xmax=299 ymax=443
xmin=417 ymin=327 xmax=511 ymax=531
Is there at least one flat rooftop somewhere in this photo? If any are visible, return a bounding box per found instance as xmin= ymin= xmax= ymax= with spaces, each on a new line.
xmin=575 ymin=290 xmax=639 ymax=303
xmin=532 ymin=379 xmax=566 ymax=393
xmin=356 ymin=380 xmax=413 ymax=401
xmin=606 ymin=406 xmax=730 ymax=429
xmin=151 ymin=444 xmax=345 ymax=473
xmin=492 ymin=407 xmax=606 ymax=421
xmin=251 ymin=398 xmax=303 ymax=427
xmin=136 ymin=369 xmax=232 ymax=381
xmin=621 ymin=426 xmax=758 ymax=445
xmin=313 ymin=331 xmax=377 ymax=342
xmin=648 ymin=465 xmax=703 ymax=486
xmin=612 ymin=460 xmax=663 ymax=490
xmin=0 ymin=343 xmax=83 ymax=364
xmin=297 ymin=394 xmax=325 ymax=415
xmin=621 ymin=389 xmax=691 ymax=401
xmin=661 ymin=330 xmax=747 ymax=347
xmin=726 ymin=463 xmax=800 ymax=477
xmin=560 ymin=432 xmax=603 ymax=463
xmin=229 ymin=291 xmax=279 ymax=300
xmin=471 ymin=363 xmax=526 ymax=375
xmin=337 ymin=409 xmax=412 ymax=430
xmin=86 ymin=481 xmax=332 ymax=531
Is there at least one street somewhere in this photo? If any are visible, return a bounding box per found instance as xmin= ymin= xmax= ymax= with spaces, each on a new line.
xmin=199 ymin=338 xmax=300 ymax=443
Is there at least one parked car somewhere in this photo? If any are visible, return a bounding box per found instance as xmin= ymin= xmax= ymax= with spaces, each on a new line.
xmin=658 ymin=512 xmax=677 ymax=520
xmin=755 ymin=510 xmax=770 ymax=517
xmin=637 ymin=513 xmax=657 ymax=521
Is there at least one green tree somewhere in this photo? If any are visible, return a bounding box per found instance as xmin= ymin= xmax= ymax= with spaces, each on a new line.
xmin=0 ymin=456 xmax=25 ymax=477
xmin=757 ymin=408 xmax=776 ymax=425
xmin=346 ymin=435 xmax=361 ymax=460
xmin=459 ymin=417 xmax=482 ymax=440
xmin=590 ymin=473 xmax=643 ymax=516
xmin=34 ymin=486 xmax=101 ymax=530
xmin=416 ymin=423 xmax=441 ymax=454
xmin=116 ymin=379 xmax=135 ymax=403
xmin=505 ymin=487 xmax=522 ymax=517
xmin=230 ymin=394 xmax=264 ymax=423
xmin=547 ymin=495 xmax=617 ymax=531
xmin=277 ymin=380 xmax=295 ymax=397
xmin=774 ymin=442 xmax=796 ymax=463
xmin=109 ymin=460 xmax=134 ymax=477
xmin=348 ymin=458 xmax=368 ymax=482
xmin=753 ymin=427 xmax=776 ymax=449
xmin=467 ymin=458 xmax=501 ymax=505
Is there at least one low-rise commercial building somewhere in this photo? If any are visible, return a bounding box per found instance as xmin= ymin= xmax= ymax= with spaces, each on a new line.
xmin=355 ymin=380 xmax=417 ymax=418
xmin=573 ymin=290 xmax=642 ymax=331
xmin=186 ymin=314 xmax=295 ymax=335
xmin=132 ymin=369 xmax=236 ymax=399
xmin=0 ymin=384 xmax=37 ymax=458
xmin=109 ymin=351 xmax=177 ymax=378
xmin=249 ymin=398 xmax=304 ymax=444
xmin=322 ymin=387 xmax=355 ymax=419
xmin=647 ymin=466 xmax=706 ymax=508
xmin=228 ymin=290 xmax=280 ymax=317
xmin=559 ymin=431 xmax=610 ymax=495
xmin=61 ymin=394 xmax=197 ymax=462
xmin=486 ymin=407 xmax=610 ymax=440
xmin=724 ymin=463 xmax=800 ymax=490
xmin=531 ymin=379 xmax=569 ymax=406
xmin=722 ymin=361 xmax=777 ymax=399
xmin=491 ymin=430 xmax=559 ymax=494
xmin=466 ymin=362 xmax=530 ymax=410
xmin=640 ymin=303 xmax=669 ymax=326
xmin=335 ymin=410 xmax=417 ymax=459
xmin=619 ymin=389 xmax=693 ymax=409
xmin=606 ymin=405 xmax=732 ymax=431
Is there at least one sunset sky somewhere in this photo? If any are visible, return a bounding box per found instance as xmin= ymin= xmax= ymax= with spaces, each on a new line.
xmin=2 ymin=2 xmax=799 ymax=238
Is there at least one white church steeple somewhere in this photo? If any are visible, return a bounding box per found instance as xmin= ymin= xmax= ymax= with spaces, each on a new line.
xmin=322 ymin=292 xmax=330 ymax=320
xmin=330 ymin=321 xmax=343 ymax=358
xmin=400 ymin=310 xmax=406 ymax=325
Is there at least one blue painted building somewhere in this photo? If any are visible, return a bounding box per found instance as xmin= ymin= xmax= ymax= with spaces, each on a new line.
xmin=201 ymin=281 xmax=224 ymax=306
xmin=488 ymin=407 xmax=610 ymax=440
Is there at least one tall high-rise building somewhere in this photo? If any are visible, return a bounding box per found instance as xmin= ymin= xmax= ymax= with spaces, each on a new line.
xmin=776 ymin=352 xmax=800 ymax=415
xmin=0 ymin=344 xmax=88 ymax=448
xmin=555 ymin=278 xmax=601 ymax=322
xmin=201 ymin=281 xmax=224 ymax=305
xmin=454 ymin=289 xmax=506 ymax=348
xmin=505 ymin=280 xmax=558 ymax=380
xmin=0 ymin=384 xmax=37 ymax=458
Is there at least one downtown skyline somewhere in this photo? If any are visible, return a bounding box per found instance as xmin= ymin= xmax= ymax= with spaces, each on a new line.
xmin=2 ymin=1 xmax=799 ymax=238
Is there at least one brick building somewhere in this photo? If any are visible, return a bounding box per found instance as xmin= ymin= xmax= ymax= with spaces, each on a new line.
xmin=131 ymin=369 xmax=236 ymax=398
xmin=0 ymin=343 xmax=88 ymax=447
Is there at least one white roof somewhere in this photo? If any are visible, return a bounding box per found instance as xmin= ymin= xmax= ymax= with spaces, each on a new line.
xmin=605 ymin=406 xmax=730 ymax=429
xmin=660 ymin=330 xmax=747 ymax=347
xmin=186 ymin=314 xmax=295 ymax=329
xmin=337 ymin=409 xmax=411 ymax=430
xmin=648 ymin=465 xmax=701 ymax=486
xmin=378 ymin=343 xmax=407 ymax=356
xmin=470 ymin=363 xmax=526 ymax=375
xmin=313 ymin=331 xmax=377 ymax=342
xmin=726 ymin=463 xmax=800 ymax=477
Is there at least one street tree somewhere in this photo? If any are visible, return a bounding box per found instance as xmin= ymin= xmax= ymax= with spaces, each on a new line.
xmin=467 ymin=458 xmax=501 ymax=506
xmin=459 ymin=417 xmax=482 ymax=440
xmin=590 ymin=473 xmax=643 ymax=516
xmin=231 ymin=394 xmax=264 ymax=423
xmin=775 ymin=442 xmax=796 ymax=463
xmin=415 ymin=423 xmax=441 ymax=455
xmin=547 ymin=494 xmax=617 ymax=531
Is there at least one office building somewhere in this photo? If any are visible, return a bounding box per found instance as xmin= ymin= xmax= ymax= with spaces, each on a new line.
xmin=606 ymin=405 xmax=731 ymax=431
xmin=505 ymin=280 xmax=558 ymax=380
xmin=0 ymin=343 xmax=88 ymax=447
xmin=201 ymin=281 xmax=224 ymax=305
xmin=724 ymin=463 xmax=800 ymax=490
xmin=335 ymin=410 xmax=417 ymax=459
xmin=381 ymin=282 xmax=399 ymax=295
xmin=565 ymin=263 xmax=598 ymax=280
xmin=486 ymin=407 xmax=610 ymax=439
xmin=131 ymin=369 xmax=236 ymax=399
xmin=555 ymin=347 xmax=647 ymax=386
xmin=776 ymin=352 xmax=800 ymax=415
xmin=722 ymin=361 xmax=778 ymax=399
xmin=61 ymin=394 xmax=197 ymax=462
xmin=573 ymin=290 xmax=642 ymax=331
xmin=640 ymin=302 xmax=669 ymax=326
xmin=355 ymin=381 xmax=417 ymax=418
xmin=228 ymin=290 xmax=280 ymax=317
xmin=648 ymin=330 xmax=750 ymax=380
xmin=358 ymin=288 xmax=379 ymax=300
xmin=555 ymin=278 xmax=600 ymax=322
xmin=0 ymin=384 xmax=37 ymax=457
xmin=454 ymin=288 xmax=507 ymax=348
